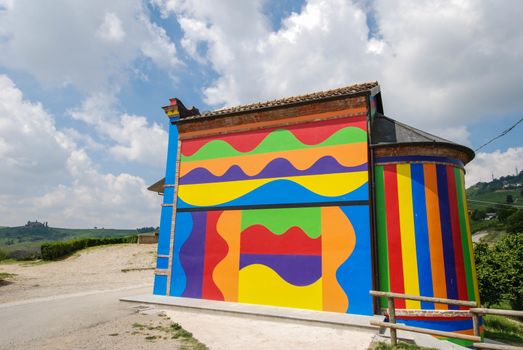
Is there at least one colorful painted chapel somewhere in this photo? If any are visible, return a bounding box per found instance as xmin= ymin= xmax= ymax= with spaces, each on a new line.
xmin=148 ymin=81 xmax=480 ymax=339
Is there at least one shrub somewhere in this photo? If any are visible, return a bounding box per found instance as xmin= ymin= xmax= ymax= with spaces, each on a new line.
xmin=474 ymin=232 xmax=523 ymax=309
xmin=41 ymin=235 xmax=138 ymax=260
xmin=0 ymin=248 xmax=8 ymax=261
xmin=506 ymin=210 xmax=523 ymax=234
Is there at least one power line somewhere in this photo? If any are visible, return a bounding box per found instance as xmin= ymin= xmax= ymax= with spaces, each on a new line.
xmin=474 ymin=117 xmax=523 ymax=152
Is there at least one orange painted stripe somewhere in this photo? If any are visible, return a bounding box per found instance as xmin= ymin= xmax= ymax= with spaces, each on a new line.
xmin=179 ymin=142 xmax=367 ymax=177
xmin=423 ymin=163 xmax=448 ymax=310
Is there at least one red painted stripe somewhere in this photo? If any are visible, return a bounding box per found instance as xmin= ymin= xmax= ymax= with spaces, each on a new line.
xmin=384 ymin=164 xmax=406 ymax=309
xmin=240 ymin=225 xmax=321 ymax=255
xmin=202 ymin=211 xmax=227 ymax=301
xmin=181 ymin=115 xmax=367 ymax=156
xmin=446 ymin=166 xmax=468 ymax=307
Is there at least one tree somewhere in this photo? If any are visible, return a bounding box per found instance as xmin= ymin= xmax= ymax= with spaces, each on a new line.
xmin=471 ymin=209 xmax=486 ymax=221
xmin=474 ymin=232 xmax=523 ymax=309
xmin=474 ymin=241 xmax=505 ymax=307
xmin=506 ymin=194 xmax=514 ymax=204
xmin=506 ymin=210 xmax=523 ymax=234
xmin=497 ymin=207 xmax=517 ymax=222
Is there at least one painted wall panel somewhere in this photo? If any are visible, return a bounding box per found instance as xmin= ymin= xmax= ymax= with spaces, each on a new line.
xmin=166 ymin=206 xmax=373 ymax=315
xmin=375 ymin=159 xmax=478 ymax=309
xmin=177 ymin=116 xmax=369 ymax=210
xmin=159 ymin=115 xmax=373 ymax=315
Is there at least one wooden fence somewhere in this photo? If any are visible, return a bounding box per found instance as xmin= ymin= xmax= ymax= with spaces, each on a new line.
xmin=369 ymin=290 xmax=523 ymax=350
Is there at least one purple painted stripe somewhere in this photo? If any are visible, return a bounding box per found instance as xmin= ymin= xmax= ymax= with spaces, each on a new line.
xmin=239 ymin=254 xmax=322 ymax=286
xmin=180 ymin=211 xmax=207 ymax=299
xmin=179 ymin=156 xmax=367 ymax=184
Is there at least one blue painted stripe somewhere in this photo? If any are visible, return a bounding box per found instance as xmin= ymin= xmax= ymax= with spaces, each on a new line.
xmin=157 ymin=205 xmax=173 ymax=256
xmin=375 ymin=155 xmax=463 ymax=168
xmin=178 ymin=181 xmax=369 ymax=209
xmin=339 ymin=205 xmax=374 ymax=316
xmin=156 ymin=257 xmax=169 ymax=269
xmin=153 ymin=275 xmax=167 ymax=296
xmin=400 ymin=318 xmax=473 ymax=332
xmin=411 ymin=164 xmax=434 ymax=309
xmin=169 ymin=212 xmax=193 ymax=297
xmin=436 ymin=164 xmax=459 ymax=309
xmin=165 ymin=123 xmax=179 ymax=184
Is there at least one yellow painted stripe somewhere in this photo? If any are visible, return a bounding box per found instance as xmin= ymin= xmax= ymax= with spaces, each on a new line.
xmin=179 ymin=172 xmax=368 ymax=207
xmin=459 ymin=170 xmax=480 ymax=303
xmin=396 ymin=164 xmax=421 ymax=309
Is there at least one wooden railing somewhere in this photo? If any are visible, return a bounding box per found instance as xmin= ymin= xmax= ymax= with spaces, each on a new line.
xmin=369 ymin=291 xmax=523 ymax=350
xmin=469 ymin=308 xmax=523 ymax=350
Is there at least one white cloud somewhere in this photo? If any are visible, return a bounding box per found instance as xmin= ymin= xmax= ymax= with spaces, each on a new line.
xmin=0 ymin=75 xmax=72 ymax=196
xmin=98 ymin=12 xmax=126 ymax=42
xmin=465 ymin=147 xmax=523 ymax=186
xmin=0 ymin=0 xmax=180 ymax=91
xmin=0 ymin=74 xmax=161 ymax=228
xmin=69 ymin=93 xmax=168 ymax=167
xmin=161 ymin=0 xmax=523 ymax=142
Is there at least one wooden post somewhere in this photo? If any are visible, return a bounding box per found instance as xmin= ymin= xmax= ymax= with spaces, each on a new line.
xmin=472 ymin=312 xmax=480 ymax=338
xmin=388 ymin=296 xmax=397 ymax=346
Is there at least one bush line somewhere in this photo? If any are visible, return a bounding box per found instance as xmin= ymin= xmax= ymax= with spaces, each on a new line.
xmin=41 ymin=235 xmax=138 ymax=260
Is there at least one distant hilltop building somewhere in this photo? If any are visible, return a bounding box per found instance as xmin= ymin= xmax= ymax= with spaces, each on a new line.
xmin=25 ymin=220 xmax=48 ymax=228
xmin=148 ymin=82 xmax=479 ymax=344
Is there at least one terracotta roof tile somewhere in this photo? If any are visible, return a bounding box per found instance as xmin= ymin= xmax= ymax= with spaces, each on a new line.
xmin=179 ymin=81 xmax=379 ymax=121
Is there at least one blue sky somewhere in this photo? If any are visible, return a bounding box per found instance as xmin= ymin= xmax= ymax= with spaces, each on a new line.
xmin=0 ymin=0 xmax=522 ymax=228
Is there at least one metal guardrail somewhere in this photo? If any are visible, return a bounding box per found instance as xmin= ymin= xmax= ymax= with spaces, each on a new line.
xmin=369 ymin=290 xmax=523 ymax=350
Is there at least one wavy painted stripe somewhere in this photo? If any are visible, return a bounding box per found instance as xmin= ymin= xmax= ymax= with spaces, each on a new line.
xmin=238 ymin=264 xmax=323 ymax=310
xmin=179 ymin=156 xmax=368 ymax=184
xmin=180 ymin=212 xmax=207 ymax=299
xmin=178 ymin=172 xmax=368 ymax=207
xmin=240 ymin=226 xmax=321 ymax=255
xmin=179 ymin=142 xmax=367 ymax=177
xmin=241 ymin=207 xmax=321 ymax=238
xmin=338 ymin=206 xmax=373 ymax=315
xmin=178 ymin=180 xmax=369 ymax=209
xmin=202 ymin=211 xmax=227 ymax=301
xmin=182 ymin=116 xmax=367 ymax=156
xmin=240 ymin=254 xmax=321 ymax=286
xmin=169 ymin=212 xmax=193 ymax=297
xmin=213 ymin=210 xmax=241 ymax=302
xmin=321 ymin=206 xmax=354 ymax=313
xmin=181 ymin=127 xmax=367 ymax=162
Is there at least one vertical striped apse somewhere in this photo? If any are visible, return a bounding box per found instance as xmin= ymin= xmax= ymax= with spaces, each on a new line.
xmin=375 ymin=158 xmax=479 ymax=310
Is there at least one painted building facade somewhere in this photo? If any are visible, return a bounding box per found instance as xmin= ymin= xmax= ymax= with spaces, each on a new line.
xmin=148 ymin=82 xmax=480 ymax=343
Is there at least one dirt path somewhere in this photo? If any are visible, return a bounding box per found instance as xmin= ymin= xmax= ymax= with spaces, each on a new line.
xmin=0 ymin=244 xmax=155 ymax=303
xmin=0 ymin=244 xmax=202 ymax=349
xmin=1 ymin=244 xmax=376 ymax=350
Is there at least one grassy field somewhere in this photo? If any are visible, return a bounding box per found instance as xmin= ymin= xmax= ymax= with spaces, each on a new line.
xmin=484 ymin=314 xmax=523 ymax=345
xmin=467 ymin=188 xmax=521 ymax=211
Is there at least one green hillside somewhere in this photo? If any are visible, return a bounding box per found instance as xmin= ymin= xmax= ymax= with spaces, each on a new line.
xmin=0 ymin=222 xmax=153 ymax=260
xmin=466 ymin=171 xmax=523 ymax=236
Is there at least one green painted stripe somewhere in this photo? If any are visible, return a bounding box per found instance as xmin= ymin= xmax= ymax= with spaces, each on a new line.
xmin=182 ymin=127 xmax=367 ymax=161
xmin=375 ymin=165 xmax=390 ymax=309
xmin=240 ymin=207 xmax=322 ymax=238
xmin=454 ymin=167 xmax=475 ymax=301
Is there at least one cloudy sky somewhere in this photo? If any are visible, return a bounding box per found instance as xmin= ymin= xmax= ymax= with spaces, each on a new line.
xmin=0 ymin=0 xmax=522 ymax=228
